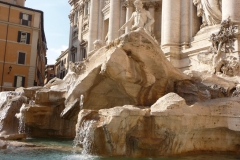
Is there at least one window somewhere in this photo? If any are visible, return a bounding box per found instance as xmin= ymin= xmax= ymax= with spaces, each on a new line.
xmin=17 ymin=31 xmax=30 ymax=44
xmin=20 ymin=13 xmax=32 ymax=26
xmin=84 ymin=1 xmax=90 ymax=16
xmin=71 ymin=52 xmax=76 ymax=62
xmin=63 ymin=70 xmax=65 ymax=78
xmin=81 ymin=48 xmax=87 ymax=60
xmin=14 ymin=76 xmax=25 ymax=88
xmin=49 ymin=74 xmax=54 ymax=78
xmin=18 ymin=52 xmax=26 ymax=64
xmin=75 ymin=11 xmax=79 ymax=25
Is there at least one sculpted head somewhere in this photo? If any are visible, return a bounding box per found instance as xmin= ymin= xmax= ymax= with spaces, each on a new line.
xmin=134 ymin=0 xmax=143 ymax=9
xmin=69 ymin=61 xmax=75 ymax=72
xmin=93 ymin=40 xmax=103 ymax=50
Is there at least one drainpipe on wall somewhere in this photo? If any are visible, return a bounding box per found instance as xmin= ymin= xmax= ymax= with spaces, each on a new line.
xmin=0 ymin=5 xmax=11 ymax=92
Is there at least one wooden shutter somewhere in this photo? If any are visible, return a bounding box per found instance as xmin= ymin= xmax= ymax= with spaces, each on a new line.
xmin=17 ymin=31 xmax=21 ymax=42
xmin=22 ymin=77 xmax=25 ymax=87
xmin=28 ymin=15 xmax=32 ymax=21
xmin=45 ymin=57 xmax=47 ymax=65
xmin=14 ymin=76 xmax=17 ymax=87
xmin=18 ymin=52 xmax=25 ymax=64
xmin=26 ymin=33 xmax=30 ymax=44
xmin=34 ymin=81 xmax=37 ymax=86
xmin=19 ymin=12 xmax=23 ymax=19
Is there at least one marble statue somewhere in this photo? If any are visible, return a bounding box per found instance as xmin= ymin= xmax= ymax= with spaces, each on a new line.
xmin=193 ymin=0 xmax=222 ymax=29
xmin=93 ymin=40 xmax=103 ymax=50
xmin=119 ymin=0 xmax=155 ymax=34
xmin=197 ymin=18 xmax=239 ymax=76
xmin=44 ymin=61 xmax=83 ymax=90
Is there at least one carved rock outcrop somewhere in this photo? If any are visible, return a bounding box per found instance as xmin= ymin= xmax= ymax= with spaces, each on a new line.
xmin=0 ymin=92 xmax=27 ymax=139
xmin=63 ymin=29 xmax=189 ymax=119
xmin=75 ymin=93 xmax=240 ymax=157
xmin=0 ymin=88 xmax=76 ymax=139
xmin=16 ymin=103 xmax=76 ymax=138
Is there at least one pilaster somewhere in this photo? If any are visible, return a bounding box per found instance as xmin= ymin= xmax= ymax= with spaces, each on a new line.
xmin=88 ymin=0 xmax=99 ymax=52
xmin=124 ymin=0 xmax=134 ymax=34
xmin=108 ymin=0 xmax=121 ymax=42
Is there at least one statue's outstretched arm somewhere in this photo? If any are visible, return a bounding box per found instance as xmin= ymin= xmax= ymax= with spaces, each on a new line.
xmin=193 ymin=0 xmax=200 ymax=6
xmin=119 ymin=13 xmax=134 ymax=31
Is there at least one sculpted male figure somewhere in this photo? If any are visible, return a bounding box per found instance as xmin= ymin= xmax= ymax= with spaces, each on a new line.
xmin=119 ymin=0 xmax=154 ymax=34
xmin=193 ymin=0 xmax=222 ymax=29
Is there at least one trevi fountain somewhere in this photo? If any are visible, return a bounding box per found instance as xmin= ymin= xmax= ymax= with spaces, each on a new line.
xmin=0 ymin=0 xmax=240 ymax=159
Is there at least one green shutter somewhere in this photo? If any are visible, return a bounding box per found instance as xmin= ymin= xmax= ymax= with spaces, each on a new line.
xmin=17 ymin=31 xmax=21 ymax=42
xmin=22 ymin=77 xmax=25 ymax=87
xmin=14 ymin=76 xmax=17 ymax=87
xmin=18 ymin=52 xmax=25 ymax=64
xmin=28 ymin=15 xmax=32 ymax=21
xmin=19 ymin=12 xmax=23 ymax=19
xmin=27 ymin=33 xmax=30 ymax=44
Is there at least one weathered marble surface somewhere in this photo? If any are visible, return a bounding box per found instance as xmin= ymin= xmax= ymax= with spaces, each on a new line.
xmin=0 ymin=92 xmax=26 ymax=138
xmin=63 ymin=29 xmax=189 ymax=119
xmin=0 ymin=88 xmax=76 ymax=139
xmin=75 ymin=93 xmax=240 ymax=157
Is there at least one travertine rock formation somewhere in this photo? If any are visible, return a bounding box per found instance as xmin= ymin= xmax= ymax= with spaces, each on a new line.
xmin=16 ymin=103 xmax=76 ymax=138
xmin=75 ymin=93 xmax=240 ymax=157
xmin=62 ymin=29 xmax=189 ymax=118
xmin=0 ymin=87 xmax=76 ymax=139
xmin=0 ymin=92 xmax=27 ymax=140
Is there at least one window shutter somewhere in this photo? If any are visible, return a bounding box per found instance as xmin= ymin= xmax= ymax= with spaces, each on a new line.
xmin=14 ymin=76 xmax=17 ymax=87
xmin=18 ymin=52 xmax=25 ymax=64
xmin=17 ymin=31 xmax=21 ymax=42
xmin=22 ymin=77 xmax=25 ymax=87
xmin=34 ymin=80 xmax=37 ymax=86
xmin=28 ymin=15 xmax=32 ymax=21
xmin=45 ymin=57 xmax=47 ymax=65
xmin=19 ymin=12 xmax=23 ymax=19
xmin=26 ymin=33 xmax=30 ymax=44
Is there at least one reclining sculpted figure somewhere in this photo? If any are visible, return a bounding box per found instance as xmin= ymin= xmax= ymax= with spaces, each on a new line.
xmin=119 ymin=0 xmax=155 ymax=34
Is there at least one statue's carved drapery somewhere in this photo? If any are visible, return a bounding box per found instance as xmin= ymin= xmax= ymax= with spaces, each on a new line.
xmin=193 ymin=0 xmax=222 ymax=29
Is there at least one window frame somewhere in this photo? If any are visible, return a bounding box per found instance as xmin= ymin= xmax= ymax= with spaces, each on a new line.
xmin=18 ymin=31 xmax=31 ymax=44
xmin=14 ymin=75 xmax=25 ymax=88
xmin=17 ymin=51 xmax=26 ymax=65
xmin=19 ymin=12 xmax=32 ymax=26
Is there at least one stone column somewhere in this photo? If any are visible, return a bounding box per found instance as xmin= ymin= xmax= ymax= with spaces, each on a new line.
xmin=68 ymin=13 xmax=74 ymax=62
xmin=180 ymin=0 xmax=191 ymax=49
xmin=108 ymin=0 xmax=121 ymax=42
xmin=120 ymin=5 xmax=126 ymax=36
xmin=78 ymin=4 xmax=84 ymax=42
xmin=190 ymin=0 xmax=201 ymax=38
xmin=222 ymin=0 xmax=240 ymax=23
xmin=88 ymin=0 xmax=99 ymax=52
xmin=161 ymin=0 xmax=181 ymax=49
xmin=154 ymin=3 xmax=161 ymax=43
xmin=125 ymin=1 xmax=134 ymax=34
xmin=161 ymin=0 xmax=181 ymax=67
xmin=222 ymin=0 xmax=240 ymax=54
xmin=98 ymin=0 xmax=104 ymax=41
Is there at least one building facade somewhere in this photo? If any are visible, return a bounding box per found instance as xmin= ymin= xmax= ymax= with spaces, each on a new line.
xmin=0 ymin=0 xmax=47 ymax=91
xmin=68 ymin=0 xmax=240 ymax=71
xmin=55 ymin=49 xmax=69 ymax=79
xmin=44 ymin=64 xmax=55 ymax=84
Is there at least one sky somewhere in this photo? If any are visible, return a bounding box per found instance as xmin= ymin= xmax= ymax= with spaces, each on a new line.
xmin=26 ymin=0 xmax=70 ymax=65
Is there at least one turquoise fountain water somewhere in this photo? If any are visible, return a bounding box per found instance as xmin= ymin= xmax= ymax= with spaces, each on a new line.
xmin=0 ymin=138 xmax=240 ymax=160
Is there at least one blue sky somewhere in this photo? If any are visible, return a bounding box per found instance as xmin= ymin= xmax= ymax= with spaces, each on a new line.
xmin=26 ymin=0 xmax=70 ymax=65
